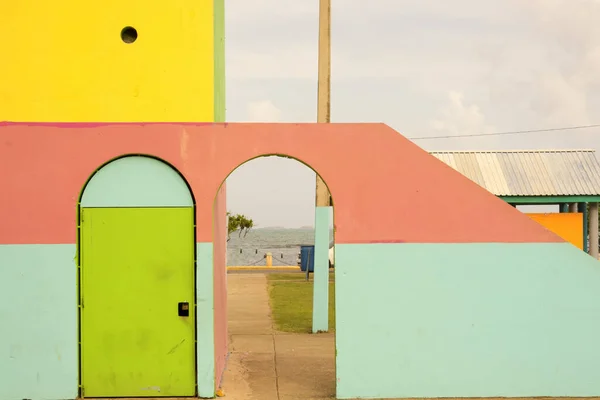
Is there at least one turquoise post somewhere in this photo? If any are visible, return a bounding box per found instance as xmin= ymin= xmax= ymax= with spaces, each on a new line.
xmin=312 ymin=206 xmax=331 ymax=332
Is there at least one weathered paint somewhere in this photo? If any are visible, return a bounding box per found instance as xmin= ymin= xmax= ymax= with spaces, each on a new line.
xmin=526 ymin=212 xmax=584 ymax=250
xmin=80 ymin=207 xmax=196 ymax=397
xmin=335 ymin=242 xmax=600 ymax=399
xmin=312 ymin=206 xmax=331 ymax=332
xmin=0 ymin=0 xmax=216 ymax=122
xmin=80 ymin=156 xmax=194 ymax=207
xmin=0 ymin=123 xmax=564 ymax=245
xmin=196 ymin=242 xmax=216 ymax=397
xmin=0 ymin=244 xmax=78 ymax=400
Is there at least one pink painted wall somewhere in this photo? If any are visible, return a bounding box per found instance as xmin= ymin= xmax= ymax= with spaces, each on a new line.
xmin=213 ymin=183 xmax=228 ymax=389
xmin=0 ymin=122 xmax=563 ymax=246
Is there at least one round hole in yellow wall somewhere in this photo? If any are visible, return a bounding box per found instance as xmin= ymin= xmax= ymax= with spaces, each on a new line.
xmin=121 ymin=27 xmax=138 ymax=44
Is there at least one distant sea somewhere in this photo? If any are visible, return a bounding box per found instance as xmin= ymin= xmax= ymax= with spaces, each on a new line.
xmin=226 ymin=228 xmax=334 ymax=267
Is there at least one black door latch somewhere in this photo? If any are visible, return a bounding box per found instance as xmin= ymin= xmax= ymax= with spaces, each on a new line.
xmin=178 ymin=302 xmax=190 ymax=317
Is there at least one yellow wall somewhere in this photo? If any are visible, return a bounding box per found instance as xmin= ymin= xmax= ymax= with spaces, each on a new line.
xmin=0 ymin=0 xmax=215 ymax=122
xmin=527 ymin=213 xmax=584 ymax=250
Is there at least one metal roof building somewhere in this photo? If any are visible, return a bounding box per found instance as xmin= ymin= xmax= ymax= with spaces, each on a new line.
xmin=430 ymin=149 xmax=600 ymax=203
xmin=429 ymin=149 xmax=600 ymax=256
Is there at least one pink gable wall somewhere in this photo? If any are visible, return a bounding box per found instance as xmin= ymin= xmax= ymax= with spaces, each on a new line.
xmin=0 ymin=122 xmax=563 ymax=245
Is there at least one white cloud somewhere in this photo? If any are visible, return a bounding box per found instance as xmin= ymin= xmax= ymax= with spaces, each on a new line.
xmin=429 ymin=91 xmax=495 ymax=137
xmin=228 ymin=46 xmax=318 ymax=80
xmin=530 ymin=71 xmax=590 ymax=126
xmin=226 ymin=0 xmax=505 ymax=81
xmin=507 ymin=0 xmax=600 ymax=126
xmin=246 ymin=100 xmax=283 ymax=122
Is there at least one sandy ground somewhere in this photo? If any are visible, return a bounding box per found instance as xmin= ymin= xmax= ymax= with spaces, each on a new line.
xmin=221 ymin=273 xmax=335 ymax=400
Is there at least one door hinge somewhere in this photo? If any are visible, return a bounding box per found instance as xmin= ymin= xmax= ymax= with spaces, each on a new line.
xmin=81 ymin=386 xmax=85 ymax=397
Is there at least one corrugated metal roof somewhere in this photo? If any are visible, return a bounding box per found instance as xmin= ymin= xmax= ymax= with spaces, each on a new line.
xmin=429 ymin=149 xmax=600 ymax=197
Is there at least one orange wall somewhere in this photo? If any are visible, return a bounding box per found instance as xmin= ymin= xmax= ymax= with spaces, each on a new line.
xmin=526 ymin=213 xmax=583 ymax=250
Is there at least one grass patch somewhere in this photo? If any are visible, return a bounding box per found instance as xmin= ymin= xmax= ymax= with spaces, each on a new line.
xmin=267 ymin=278 xmax=335 ymax=333
xmin=268 ymin=273 xmax=310 ymax=281
xmin=267 ymin=272 xmax=335 ymax=282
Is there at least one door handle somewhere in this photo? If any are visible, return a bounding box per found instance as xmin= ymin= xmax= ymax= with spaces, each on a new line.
xmin=178 ymin=302 xmax=190 ymax=317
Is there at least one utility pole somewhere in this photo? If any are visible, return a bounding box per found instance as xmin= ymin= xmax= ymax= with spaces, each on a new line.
xmin=316 ymin=0 xmax=331 ymax=135
xmin=315 ymin=0 xmax=331 ymax=204
xmin=312 ymin=0 xmax=332 ymax=333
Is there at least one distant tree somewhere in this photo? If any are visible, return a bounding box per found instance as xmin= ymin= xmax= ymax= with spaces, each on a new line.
xmin=227 ymin=212 xmax=254 ymax=242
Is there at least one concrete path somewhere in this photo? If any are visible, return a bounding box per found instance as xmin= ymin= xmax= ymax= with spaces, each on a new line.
xmin=221 ymin=274 xmax=335 ymax=400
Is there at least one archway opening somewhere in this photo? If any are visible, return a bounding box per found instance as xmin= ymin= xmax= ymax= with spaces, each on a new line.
xmin=212 ymin=155 xmax=336 ymax=398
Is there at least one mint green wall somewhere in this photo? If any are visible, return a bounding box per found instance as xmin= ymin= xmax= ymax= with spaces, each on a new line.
xmin=0 ymin=243 xmax=216 ymax=400
xmin=0 ymin=244 xmax=78 ymax=400
xmin=80 ymin=156 xmax=193 ymax=207
xmin=312 ymin=206 xmax=331 ymax=332
xmin=196 ymin=242 xmax=215 ymax=397
xmin=6 ymin=231 xmax=599 ymax=399
xmin=335 ymin=242 xmax=600 ymax=399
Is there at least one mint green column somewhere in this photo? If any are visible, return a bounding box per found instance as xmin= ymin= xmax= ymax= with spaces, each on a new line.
xmin=312 ymin=206 xmax=331 ymax=333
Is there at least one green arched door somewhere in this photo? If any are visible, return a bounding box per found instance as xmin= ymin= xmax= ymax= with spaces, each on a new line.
xmin=79 ymin=156 xmax=195 ymax=397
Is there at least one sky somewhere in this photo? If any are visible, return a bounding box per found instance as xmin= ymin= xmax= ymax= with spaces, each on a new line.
xmin=225 ymin=0 xmax=600 ymax=228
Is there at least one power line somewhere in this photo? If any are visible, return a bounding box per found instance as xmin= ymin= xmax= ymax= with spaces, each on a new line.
xmin=408 ymin=123 xmax=600 ymax=140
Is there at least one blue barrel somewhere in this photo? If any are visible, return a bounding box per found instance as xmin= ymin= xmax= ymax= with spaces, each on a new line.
xmin=300 ymin=245 xmax=315 ymax=272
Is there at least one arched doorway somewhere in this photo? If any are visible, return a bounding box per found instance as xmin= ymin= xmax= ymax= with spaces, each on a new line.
xmin=78 ymin=155 xmax=196 ymax=398
xmin=212 ymin=155 xmax=336 ymax=397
